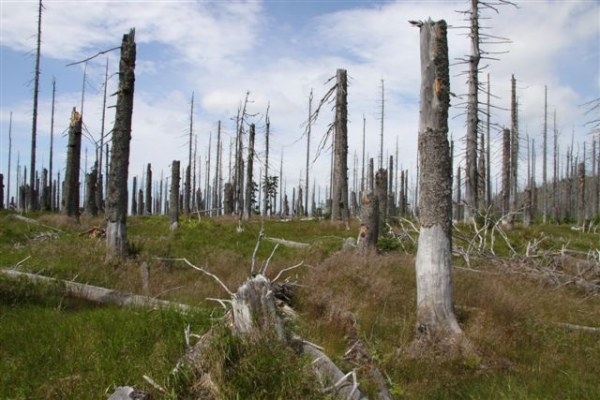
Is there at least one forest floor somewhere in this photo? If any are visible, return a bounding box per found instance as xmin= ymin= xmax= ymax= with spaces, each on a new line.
xmin=1 ymin=210 xmax=599 ymax=399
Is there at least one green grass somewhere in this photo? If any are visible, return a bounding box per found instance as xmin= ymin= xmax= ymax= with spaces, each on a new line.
xmin=1 ymin=210 xmax=599 ymax=398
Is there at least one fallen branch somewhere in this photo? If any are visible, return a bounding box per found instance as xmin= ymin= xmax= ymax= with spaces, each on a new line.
xmin=156 ymin=257 xmax=233 ymax=296
xmin=551 ymin=321 xmax=600 ymax=333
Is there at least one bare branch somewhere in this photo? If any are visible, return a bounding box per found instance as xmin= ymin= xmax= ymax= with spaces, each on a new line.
xmin=66 ymin=46 xmax=121 ymax=67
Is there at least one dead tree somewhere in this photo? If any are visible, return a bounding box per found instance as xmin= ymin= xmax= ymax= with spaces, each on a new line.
xmin=6 ymin=112 xmax=12 ymax=209
xmin=131 ymin=176 xmax=138 ymax=216
xmin=62 ymin=108 xmax=82 ymax=220
xmin=47 ymin=79 xmax=56 ymax=212
xmin=184 ymin=93 xmax=194 ymax=217
xmin=357 ymin=192 xmax=379 ymax=255
xmin=542 ymin=85 xmax=548 ymax=222
xmin=0 ymin=174 xmax=4 ymax=210
xmin=97 ymin=59 xmax=109 ymax=213
xmin=413 ymin=19 xmax=462 ymax=340
xmin=305 ymin=93 xmax=312 ymax=217
xmin=85 ymin=162 xmax=98 ymax=216
xmin=145 ymin=163 xmax=152 ymax=215
xmin=244 ymin=123 xmax=256 ymax=220
xmin=509 ymin=74 xmax=519 ymax=225
xmin=28 ymin=0 xmax=43 ymax=211
xmin=501 ymin=128 xmax=511 ymax=220
xmin=577 ymin=162 xmax=585 ymax=226
xmin=375 ymin=168 xmax=388 ymax=228
xmin=170 ymin=160 xmax=180 ymax=230
xmin=106 ymin=28 xmax=136 ymax=261
xmin=331 ymin=69 xmax=350 ymax=224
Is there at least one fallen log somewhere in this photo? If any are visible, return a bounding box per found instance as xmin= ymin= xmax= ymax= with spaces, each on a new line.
xmin=264 ymin=236 xmax=310 ymax=248
xmin=0 ymin=269 xmax=192 ymax=312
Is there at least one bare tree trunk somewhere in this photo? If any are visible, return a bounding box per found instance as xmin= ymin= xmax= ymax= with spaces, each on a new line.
xmin=62 ymin=108 xmax=82 ymax=220
xmin=552 ymin=111 xmax=559 ymax=223
xmin=214 ymin=121 xmax=222 ymax=216
xmin=509 ymin=75 xmax=519 ymax=226
xmin=379 ymin=79 xmax=385 ymax=170
xmin=96 ymin=60 xmax=108 ymax=213
xmin=305 ymin=94 xmax=311 ymax=217
xmin=184 ymin=93 xmax=194 ymax=217
xmin=85 ymin=162 xmax=98 ymax=216
xmin=263 ymin=111 xmax=270 ymax=217
xmin=106 ymin=29 xmax=136 ymax=261
xmin=131 ymin=176 xmax=137 ymax=216
xmin=501 ymin=128 xmax=511 ymax=222
xmin=486 ymin=74 xmax=492 ymax=208
xmin=145 ymin=163 xmax=152 ymax=214
xmin=542 ymin=85 xmax=548 ymax=223
xmin=464 ymin=0 xmax=480 ymax=222
xmin=577 ymin=162 xmax=585 ymax=226
xmin=244 ymin=123 xmax=256 ymax=220
xmin=6 ymin=112 xmax=12 ymax=209
xmin=375 ymin=168 xmax=388 ymax=228
xmin=414 ymin=19 xmax=462 ymax=339
xmin=47 ymin=79 xmax=56 ymax=212
xmin=357 ymin=192 xmax=379 ymax=256
xmin=0 ymin=174 xmax=4 ymax=210
xmin=455 ymin=166 xmax=462 ymax=221
xmin=170 ymin=160 xmax=180 ymax=230
xmin=331 ymin=69 xmax=349 ymax=225
xmin=28 ymin=0 xmax=43 ymax=212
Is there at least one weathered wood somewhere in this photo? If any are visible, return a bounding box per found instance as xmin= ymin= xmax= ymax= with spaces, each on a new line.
xmin=415 ymin=19 xmax=462 ymax=338
xmin=63 ymin=108 xmax=82 ymax=219
xmin=264 ymin=236 xmax=310 ymax=248
xmin=357 ymin=192 xmax=379 ymax=255
xmin=106 ymin=28 xmax=136 ymax=261
xmin=84 ymin=162 xmax=98 ymax=216
xmin=170 ymin=160 xmax=180 ymax=230
xmin=0 ymin=269 xmax=192 ymax=312
xmin=331 ymin=69 xmax=350 ymax=224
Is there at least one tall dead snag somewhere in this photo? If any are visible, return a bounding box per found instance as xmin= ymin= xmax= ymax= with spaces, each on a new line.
xmin=413 ymin=19 xmax=462 ymax=340
xmin=62 ymin=107 xmax=82 ymax=220
xmin=106 ymin=28 xmax=136 ymax=261
xmin=85 ymin=162 xmax=98 ymax=216
xmin=170 ymin=160 xmax=180 ymax=230
xmin=0 ymin=174 xmax=4 ymax=210
xmin=28 ymin=0 xmax=43 ymax=211
xmin=501 ymin=128 xmax=511 ymax=221
xmin=244 ymin=123 xmax=256 ymax=220
xmin=375 ymin=168 xmax=388 ymax=228
xmin=331 ymin=69 xmax=350 ymax=225
xmin=577 ymin=162 xmax=585 ymax=226
xmin=145 ymin=163 xmax=152 ymax=214
xmin=509 ymin=74 xmax=519 ymax=226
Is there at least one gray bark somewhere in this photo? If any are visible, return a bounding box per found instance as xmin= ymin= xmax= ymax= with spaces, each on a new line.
xmin=170 ymin=160 xmax=180 ymax=230
xmin=62 ymin=108 xmax=82 ymax=220
xmin=375 ymin=168 xmax=388 ymax=227
xmin=331 ymin=69 xmax=349 ymax=224
xmin=577 ymin=162 xmax=585 ymax=226
xmin=145 ymin=163 xmax=152 ymax=215
xmin=501 ymin=128 xmax=511 ymax=220
xmin=244 ymin=123 xmax=255 ymax=220
xmin=84 ymin=162 xmax=98 ymax=216
xmin=415 ymin=19 xmax=462 ymax=337
xmin=131 ymin=176 xmax=137 ymax=216
xmin=357 ymin=192 xmax=379 ymax=255
xmin=106 ymin=29 xmax=136 ymax=261
xmin=509 ymin=75 xmax=519 ymax=225
xmin=464 ymin=0 xmax=480 ymax=221
xmin=29 ymin=0 xmax=43 ymax=212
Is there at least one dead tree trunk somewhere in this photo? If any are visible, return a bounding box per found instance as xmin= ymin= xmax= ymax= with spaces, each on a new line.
xmin=170 ymin=160 xmax=180 ymax=230
xmin=0 ymin=174 xmax=4 ymax=210
xmin=501 ymin=128 xmax=511 ymax=221
xmin=509 ymin=74 xmax=519 ymax=225
xmin=85 ymin=162 xmax=98 ymax=216
xmin=62 ymin=108 xmax=82 ymax=220
xmin=331 ymin=69 xmax=349 ymax=225
xmin=414 ymin=19 xmax=462 ymax=339
xmin=244 ymin=123 xmax=255 ymax=220
xmin=464 ymin=0 xmax=480 ymax=222
xmin=41 ymin=168 xmax=50 ymax=211
xmin=357 ymin=192 xmax=379 ymax=255
xmin=28 ymin=0 xmax=43 ymax=212
xmin=577 ymin=161 xmax=585 ymax=226
xmin=131 ymin=176 xmax=138 ymax=216
xmin=375 ymin=168 xmax=388 ymax=228
xmin=106 ymin=28 xmax=136 ymax=261
xmin=145 ymin=163 xmax=152 ymax=215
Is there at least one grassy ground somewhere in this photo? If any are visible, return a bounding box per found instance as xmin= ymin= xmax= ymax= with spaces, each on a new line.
xmin=0 ymin=210 xmax=599 ymax=399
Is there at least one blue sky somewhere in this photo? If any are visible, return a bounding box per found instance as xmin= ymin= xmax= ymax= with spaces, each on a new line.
xmin=1 ymin=0 xmax=599 ymax=208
